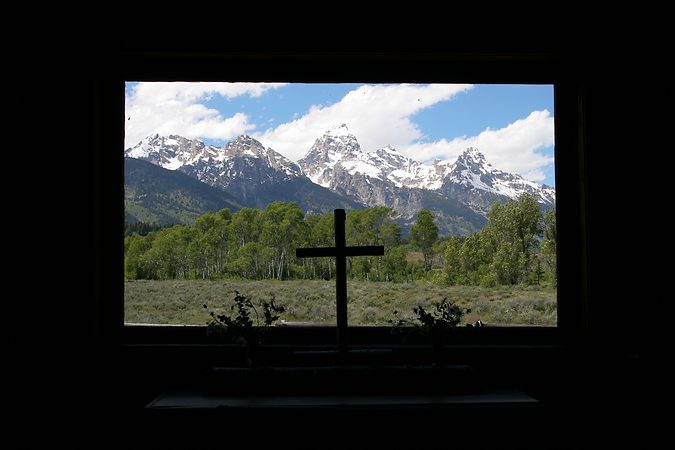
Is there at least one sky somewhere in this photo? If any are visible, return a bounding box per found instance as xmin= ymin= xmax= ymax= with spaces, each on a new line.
xmin=125 ymin=82 xmax=555 ymax=186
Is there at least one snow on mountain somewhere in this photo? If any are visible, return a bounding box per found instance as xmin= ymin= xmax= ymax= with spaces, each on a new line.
xmin=299 ymin=128 xmax=428 ymax=189
xmin=223 ymin=135 xmax=302 ymax=177
xmin=124 ymin=133 xmax=358 ymax=215
xmin=125 ymin=134 xmax=302 ymax=185
xmin=125 ymin=134 xmax=222 ymax=169
xmin=442 ymin=147 xmax=556 ymax=214
xmin=298 ymin=126 xmax=554 ymax=218
xmin=125 ymin=127 xmax=555 ymax=233
xmin=298 ymin=124 xmax=363 ymax=187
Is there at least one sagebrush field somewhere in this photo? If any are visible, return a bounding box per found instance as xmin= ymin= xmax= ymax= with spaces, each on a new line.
xmin=125 ymin=279 xmax=556 ymax=326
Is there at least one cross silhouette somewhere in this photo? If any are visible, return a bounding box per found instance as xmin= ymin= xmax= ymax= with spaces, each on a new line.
xmin=296 ymin=209 xmax=384 ymax=356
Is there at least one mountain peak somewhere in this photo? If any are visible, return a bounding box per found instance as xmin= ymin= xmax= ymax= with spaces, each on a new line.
xmin=456 ymin=147 xmax=488 ymax=167
xmin=231 ymin=134 xmax=257 ymax=144
xmin=444 ymin=146 xmax=555 ymax=214
xmin=299 ymin=125 xmax=362 ymax=187
xmin=326 ymin=123 xmax=351 ymax=137
xmin=451 ymin=148 xmax=495 ymax=181
xmin=226 ymin=134 xmax=266 ymax=157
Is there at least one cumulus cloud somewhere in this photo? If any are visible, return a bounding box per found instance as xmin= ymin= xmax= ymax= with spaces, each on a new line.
xmin=256 ymin=84 xmax=473 ymax=161
xmin=126 ymin=82 xmax=554 ymax=183
xmin=402 ymin=110 xmax=555 ymax=181
xmin=124 ymin=82 xmax=286 ymax=148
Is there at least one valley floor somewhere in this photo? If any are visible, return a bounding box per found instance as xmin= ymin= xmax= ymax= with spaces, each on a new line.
xmin=124 ymin=279 xmax=557 ymax=326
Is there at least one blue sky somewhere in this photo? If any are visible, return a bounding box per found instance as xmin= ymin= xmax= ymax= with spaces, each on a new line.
xmin=125 ymin=82 xmax=555 ymax=186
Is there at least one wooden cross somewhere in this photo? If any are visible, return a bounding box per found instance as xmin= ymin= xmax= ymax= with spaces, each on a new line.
xmin=296 ymin=209 xmax=384 ymax=357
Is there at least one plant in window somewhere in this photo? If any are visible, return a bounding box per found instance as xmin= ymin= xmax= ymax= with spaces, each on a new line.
xmin=390 ymin=298 xmax=476 ymax=366
xmin=204 ymin=291 xmax=285 ymax=367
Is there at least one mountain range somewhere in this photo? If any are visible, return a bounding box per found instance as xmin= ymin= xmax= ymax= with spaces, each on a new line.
xmin=125 ymin=124 xmax=555 ymax=235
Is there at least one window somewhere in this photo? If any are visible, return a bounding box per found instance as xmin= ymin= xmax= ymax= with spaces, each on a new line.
xmin=123 ymin=82 xmax=557 ymax=329
xmin=95 ymin=52 xmax=589 ymax=347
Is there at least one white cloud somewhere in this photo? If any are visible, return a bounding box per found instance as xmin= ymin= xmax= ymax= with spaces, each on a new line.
xmin=402 ymin=110 xmax=555 ymax=181
xmin=126 ymin=82 xmax=554 ymax=183
xmin=124 ymin=82 xmax=286 ymax=148
xmin=256 ymin=84 xmax=473 ymax=161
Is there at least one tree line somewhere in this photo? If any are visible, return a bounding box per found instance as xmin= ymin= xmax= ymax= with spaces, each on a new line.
xmin=124 ymin=194 xmax=556 ymax=286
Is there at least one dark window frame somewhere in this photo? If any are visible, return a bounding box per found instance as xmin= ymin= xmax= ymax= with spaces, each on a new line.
xmin=93 ymin=51 xmax=590 ymax=352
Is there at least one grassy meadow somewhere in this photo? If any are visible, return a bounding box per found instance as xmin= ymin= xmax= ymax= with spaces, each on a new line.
xmin=125 ymin=279 xmax=557 ymax=326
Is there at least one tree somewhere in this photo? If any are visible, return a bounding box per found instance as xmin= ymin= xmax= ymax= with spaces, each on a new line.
xmin=260 ymin=202 xmax=304 ymax=280
xmin=483 ymin=193 xmax=543 ymax=284
xmin=458 ymin=231 xmax=493 ymax=284
xmin=443 ymin=236 xmax=462 ymax=285
xmin=381 ymin=221 xmax=402 ymax=250
xmin=515 ymin=194 xmax=543 ymax=258
xmin=486 ymin=194 xmax=542 ymax=258
xmin=531 ymin=260 xmax=545 ymax=285
xmin=382 ymin=245 xmax=408 ymax=282
xmin=491 ymin=240 xmax=526 ymax=285
xmin=124 ymin=233 xmax=154 ymax=279
xmin=410 ymin=210 xmax=438 ymax=270
xmin=231 ymin=208 xmax=261 ymax=246
xmin=307 ymin=212 xmax=335 ymax=279
xmin=190 ymin=212 xmax=225 ymax=279
xmin=232 ymin=242 xmax=273 ymax=280
xmin=146 ymin=225 xmax=194 ymax=279
xmin=541 ymin=208 xmax=557 ymax=284
xmin=347 ymin=207 xmax=399 ymax=280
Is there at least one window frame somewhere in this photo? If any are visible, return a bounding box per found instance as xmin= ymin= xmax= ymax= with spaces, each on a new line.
xmin=94 ymin=51 xmax=590 ymax=352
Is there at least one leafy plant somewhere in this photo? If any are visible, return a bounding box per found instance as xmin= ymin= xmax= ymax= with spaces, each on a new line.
xmin=204 ymin=291 xmax=285 ymax=367
xmin=390 ymin=298 xmax=473 ymax=366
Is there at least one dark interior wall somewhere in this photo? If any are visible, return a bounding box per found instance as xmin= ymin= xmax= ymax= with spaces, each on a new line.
xmin=80 ymin=47 xmax=648 ymax=349
xmin=55 ymin=42 xmax=654 ymax=437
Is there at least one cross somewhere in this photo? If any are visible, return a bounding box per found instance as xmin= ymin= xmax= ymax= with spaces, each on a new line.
xmin=296 ymin=209 xmax=384 ymax=357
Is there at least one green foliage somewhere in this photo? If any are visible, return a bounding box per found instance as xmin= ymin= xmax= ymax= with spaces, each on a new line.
xmin=381 ymin=246 xmax=408 ymax=282
xmin=442 ymin=193 xmax=552 ymax=286
xmin=491 ymin=240 xmax=527 ymax=285
xmin=410 ymin=210 xmax=439 ymax=270
xmin=123 ymin=196 xmax=556 ymax=288
xmin=204 ymin=291 xmax=285 ymax=366
xmin=124 ymin=233 xmax=156 ymax=279
xmin=231 ymin=208 xmax=261 ymax=246
xmin=124 ymin=221 xmax=167 ymax=236
xmin=443 ymin=236 xmax=462 ymax=285
xmin=529 ymin=260 xmax=546 ymax=285
xmin=541 ymin=208 xmax=557 ymax=285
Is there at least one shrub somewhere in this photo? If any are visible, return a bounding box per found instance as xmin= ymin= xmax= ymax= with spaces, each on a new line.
xmin=204 ymin=291 xmax=285 ymax=366
xmin=390 ymin=298 xmax=472 ymax=366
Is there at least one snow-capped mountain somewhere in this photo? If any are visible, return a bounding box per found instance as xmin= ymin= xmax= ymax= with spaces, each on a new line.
xmin=125 ymin=126 xmax=555 ymax=235
xmin=299 ymin=124 xmax=363 ymax=187
xmin=125 ymin=134 xmax=360 ymax=214
xmin=126 ymin=134 xmax=301 ymax=188
xmin=126 ymin=134 xmax=218 ymax=170
xmin=298 ymin=125 xmax=456 ymax=192
xmin=298 ymin=126 xmax=555 ymax=218
xmin=439 ymin=147 xmax=556 ymax=215
xmin=297 ymin=125 xmax=485 ymax=234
